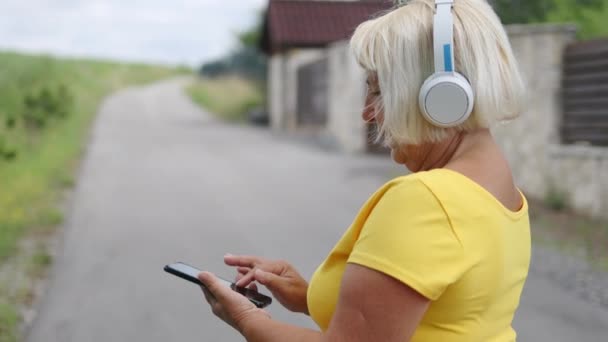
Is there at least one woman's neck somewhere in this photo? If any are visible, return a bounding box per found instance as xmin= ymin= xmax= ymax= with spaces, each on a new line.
xmin=411 ymin=129 xmax=494 ymax=172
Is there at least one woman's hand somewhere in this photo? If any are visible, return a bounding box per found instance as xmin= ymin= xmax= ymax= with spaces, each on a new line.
xmin=197 ymin=272 xmax=270 ymax=334
xmin=225 ymin=254 xmax=310 ymax=315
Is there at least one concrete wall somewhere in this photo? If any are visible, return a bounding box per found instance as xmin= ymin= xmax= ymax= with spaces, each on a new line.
xmin=268 ymin=46 xmax=366 ymax=151
xmin=280 ymin=49 xmax=326 ymax=132
xmin=327 ymin=41 xmax=368 ymax=153
xmin=269 ymin=49 xmax=326 ymax=131
xmin=268 ymin=55 xmax=286 ymax=131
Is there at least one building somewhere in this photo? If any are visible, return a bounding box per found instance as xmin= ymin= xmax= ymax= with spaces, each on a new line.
xmin=261 ymin=0 xmax=392 ymax=153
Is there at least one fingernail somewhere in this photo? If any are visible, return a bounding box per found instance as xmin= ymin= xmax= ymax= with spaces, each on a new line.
xmin=224 ymin=253 xmax=233 ymax=257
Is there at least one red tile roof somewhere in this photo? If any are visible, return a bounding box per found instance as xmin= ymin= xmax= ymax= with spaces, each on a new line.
xmin=261 ymin=0 xmax=393 ymax=54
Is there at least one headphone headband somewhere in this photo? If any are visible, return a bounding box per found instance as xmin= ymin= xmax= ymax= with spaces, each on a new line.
xmin=419 ymin=0 xmax=474 ymax=128
xmin=433 ymin=0 xmax=455 ymax=73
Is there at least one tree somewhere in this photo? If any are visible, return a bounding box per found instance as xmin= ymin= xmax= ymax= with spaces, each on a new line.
xmin=544 ymin=0 xmax=608 ymax=39
xmin=491 ymin=0 xmax=605 ymax=26
xmin=492 ymin=0 xmax=553 ymax=24
xmin=200 ymin=9 xmax=267 ymax=81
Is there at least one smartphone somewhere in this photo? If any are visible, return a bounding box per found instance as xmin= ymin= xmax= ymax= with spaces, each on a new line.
xmin=164 ymin=262 xmax=272 ymax=308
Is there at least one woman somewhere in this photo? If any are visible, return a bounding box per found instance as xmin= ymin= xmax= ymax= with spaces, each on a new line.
xmin=198 ymin=0 xmax=530 ymax=341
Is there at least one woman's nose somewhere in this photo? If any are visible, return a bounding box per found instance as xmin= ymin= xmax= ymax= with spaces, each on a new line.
xmin=362 ymin=108 xmax=375 ymax=123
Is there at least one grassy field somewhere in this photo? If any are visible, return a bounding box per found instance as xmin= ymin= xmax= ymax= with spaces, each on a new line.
xmin=0 ymin=51 xmax=183 ymax=341
xmin=186 ymin=76 xmax=264 ymax=122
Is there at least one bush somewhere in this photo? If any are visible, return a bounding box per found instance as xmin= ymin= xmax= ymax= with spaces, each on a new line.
xmin=5 ymin=115 xmax=16 ymax=129
xmin=200 ymin=48 xmax=267 ymax=81
xmin=545 ymin=186 xmax=569 ymax=212
xmin=200 ymin=60 xmax=231 ymax=78
xmin=0 ymin=136 xmax=17 ymax=161
xmin=22 ymin=84 xmax=74 ymax=129
xmin=240 ymin=98 xmax=263 ymax=115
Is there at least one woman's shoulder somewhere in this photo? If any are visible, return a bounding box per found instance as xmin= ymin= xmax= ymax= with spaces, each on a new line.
xmin=379 ymin=169 xmax=456 ymax=198
xmin=400 ymin=168 xmax=529 ymax=220
xmin=369 ymin=172 xmax=443 ymax=211
xmin=380 ymin=169 xmax=527 ymax=212
xmin=382 ymin=168 xmax=462 ymax=188
xmin=372 ymin=168 xmax=528 ymax=217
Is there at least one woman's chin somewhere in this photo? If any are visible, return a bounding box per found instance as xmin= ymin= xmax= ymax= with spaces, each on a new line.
xmin=390 ymin=148 xmax=406 ymax=165
xmin=391 ymin=149 xmax=416 ymax=172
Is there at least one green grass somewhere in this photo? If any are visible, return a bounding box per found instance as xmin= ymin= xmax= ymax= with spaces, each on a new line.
xmin=187 ymin=76 xmax=264 ymax=122
xmin=38 ymin=208 xmax=64 ymax=227
xmin=0 ymin=51 xmax=180 ymax=260
xmin=0 ymin=302 xmax=18 ymax=342
xmin=0 ymin=50 xmax=185 ymax=341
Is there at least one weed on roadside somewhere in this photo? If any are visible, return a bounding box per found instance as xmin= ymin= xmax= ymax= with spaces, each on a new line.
xmin=531 ymin=200 xmax=608 ymax=272
xmin=187 ymin=76 xmax=264 ymax=122
xmin=27 ymin=248 xmax=52 ymax=279
xmin=0 ymin=302 xmax=18 ymax=342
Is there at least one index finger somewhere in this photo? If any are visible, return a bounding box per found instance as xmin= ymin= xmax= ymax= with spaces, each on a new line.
xmin=235 ymin=267 xmax=251 ymax=282
xmin=235 ymin=268 xmax=257 ymax=288
xmin=224 ymin=254 xmax=264 ymax=268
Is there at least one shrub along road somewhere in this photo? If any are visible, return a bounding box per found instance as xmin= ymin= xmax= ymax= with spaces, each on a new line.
xmin=27 ymin=79 xmax=608 ymax=342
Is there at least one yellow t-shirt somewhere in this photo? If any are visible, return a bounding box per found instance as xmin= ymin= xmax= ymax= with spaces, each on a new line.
xmin=307 ymin=169 xmax=531 ymax=342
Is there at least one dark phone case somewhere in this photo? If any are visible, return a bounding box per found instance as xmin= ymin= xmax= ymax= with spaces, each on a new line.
xmin=163 ymin=264 xmax=272 ymax=308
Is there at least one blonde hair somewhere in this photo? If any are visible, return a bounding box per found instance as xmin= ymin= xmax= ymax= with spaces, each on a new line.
xmin=350 ymin=0 xmax=525 ymax=146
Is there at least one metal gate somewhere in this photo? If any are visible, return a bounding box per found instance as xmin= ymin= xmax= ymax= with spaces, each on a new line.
xmin=297 ymin=58 xmax=328 ymax=126
xmin=562 ymin=39 xmax=608 ymax=146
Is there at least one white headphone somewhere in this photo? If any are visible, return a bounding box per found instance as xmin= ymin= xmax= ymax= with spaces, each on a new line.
xmin=419 ymin=0 xmax=474 ymax=127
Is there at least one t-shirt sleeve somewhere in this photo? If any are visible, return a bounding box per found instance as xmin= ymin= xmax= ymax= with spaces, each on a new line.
xmin=347 ymin=178 xmax=467 ymax=301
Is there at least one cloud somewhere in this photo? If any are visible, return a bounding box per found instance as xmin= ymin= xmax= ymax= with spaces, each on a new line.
xmin=0 ymin=0 xmax=267 ymax=66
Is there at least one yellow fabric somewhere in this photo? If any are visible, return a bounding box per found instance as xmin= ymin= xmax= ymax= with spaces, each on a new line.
xmin=307 ymin=169 xmax=531 ymax=342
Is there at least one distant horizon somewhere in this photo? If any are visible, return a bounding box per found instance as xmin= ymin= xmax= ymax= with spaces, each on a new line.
xmin=0 ymin=0 xmax=266 ymax=67
xmin=0 ymin=47 xmax=199 ymax=68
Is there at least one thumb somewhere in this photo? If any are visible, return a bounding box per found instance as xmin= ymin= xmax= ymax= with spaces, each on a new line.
xmin=255 ymin=269 xmax=283 ymax=288
xmin=198 ymin=272 xmax=225 ymax=299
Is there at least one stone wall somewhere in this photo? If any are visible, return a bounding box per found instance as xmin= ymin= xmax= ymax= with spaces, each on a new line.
xmin=547 ymin=146 xmax=608 ymax=218
xmin=493 ymin=24 xmax=577 ymax=201
xmin=492 ymin=24 xmax=608 ymax=219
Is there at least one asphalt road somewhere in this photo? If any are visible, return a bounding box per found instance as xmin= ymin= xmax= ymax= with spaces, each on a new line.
xmin=27 ymin=79 xmax=608 ymax=342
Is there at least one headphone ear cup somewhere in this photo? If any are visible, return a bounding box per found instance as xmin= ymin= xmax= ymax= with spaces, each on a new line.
xmin=419 ymin=72 xmax=474 ymax=128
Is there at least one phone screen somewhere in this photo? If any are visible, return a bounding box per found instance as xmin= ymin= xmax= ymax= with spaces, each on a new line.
xmin=164 ymin=262 xmax=272 ymax=308
xmin=169 ymin=262 xmax=232 ymax=287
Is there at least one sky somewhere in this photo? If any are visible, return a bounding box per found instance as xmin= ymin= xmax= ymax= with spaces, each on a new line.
xmin=0 ymin=0 xmax=267 ymax=67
